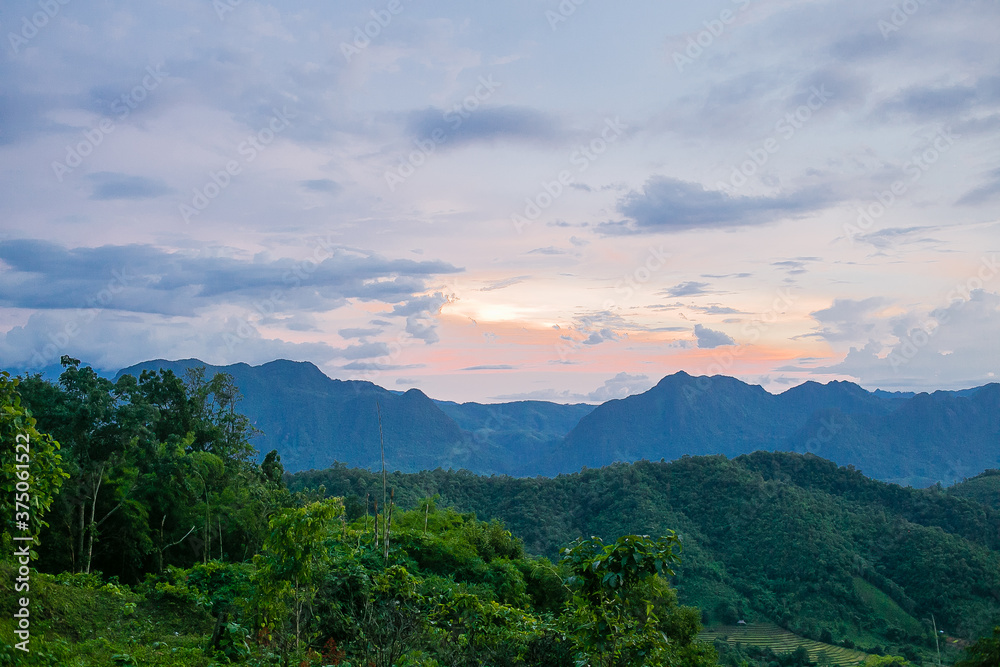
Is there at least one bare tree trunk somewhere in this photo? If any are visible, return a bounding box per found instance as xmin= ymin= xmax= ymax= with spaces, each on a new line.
xmin=83 ymin=466 xmax=104 ymax=574
xmin=76 ymin=501 xmax=85 ymax=573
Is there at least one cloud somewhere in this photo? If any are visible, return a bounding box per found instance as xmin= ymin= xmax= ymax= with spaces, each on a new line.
xmin=694 ymin=324 xmax=735 ymax=349
xmin=875 ymin=76 xmax=1000 ymax=124
xmin=810 ymin=297 xmax=889 ymax=343
xmin=88 ymin=172 xmax=173 ymax=200
xmin=690 ymin=304 xmax=745 ymax=315
xmin=957 ymin=167 xmax=1000 ymax=206
xmin=341 ymin=361 xmax=425 ymax=371
xmin=480 ymin=276 xmax=529 ymax=292
xmin=492 ymin=372 xmax=653 ymax=403
xmin=0 ymin=310 xmax=342 ymax=373
xmin=526 ymin=246 xmax=566 ymax=255
xmin=339 ymin=327 xmax=382 ymax=339
xmin=405 ymin=105 xmax=564 ymax=149
xmin=663 ymin=281 xmax=709 ymax=297
xmin=816 ymin=290 xmax=1000 ymax=390
xmin=301 ymin=179 xmax=341 ymax=193
xmin=0 ymin=240 xmax=461 ymax=316
xmin=460 ymin=364 xmax=515 ymax=371
xmin=613 ymin=176 xmax=834 ymax=232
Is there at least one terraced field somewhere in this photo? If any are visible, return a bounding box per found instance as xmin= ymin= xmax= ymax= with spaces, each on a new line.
xmin=699 ymin=623 xmax=870 ymax=666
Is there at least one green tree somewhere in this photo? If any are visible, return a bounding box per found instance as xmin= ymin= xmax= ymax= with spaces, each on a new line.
xmin=0 ymin=371 xmax=69 ymax=550
xmin=253 ymin=497 xmax=344 ymax=656
xmin=560 ymin=532 xmax=715 ymax=667
xmin=956 ymin=626 xmax=1000 ymax=667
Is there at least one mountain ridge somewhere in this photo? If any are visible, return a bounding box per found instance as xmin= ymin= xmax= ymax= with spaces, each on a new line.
xmin=112 ymin=358 xmax=1000 ymax=485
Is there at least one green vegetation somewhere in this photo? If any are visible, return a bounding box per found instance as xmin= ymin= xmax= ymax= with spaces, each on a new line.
xmin=291 ymin=452 xmax=1000 ymax=659
xmin=701 ymin=623 xmax=869 ymax=666
xmin=851 ymin=579 xmax=923 ymax=638
xmin=2 ymin=360 xmax=716 ymax=665
xmin=949 ymin=470 xmax=1000 ymax=510
xmin=955 ymin=626 xmax=1000 ymax=667
xmin=5 ymin=359 xmax=1000 ymax=666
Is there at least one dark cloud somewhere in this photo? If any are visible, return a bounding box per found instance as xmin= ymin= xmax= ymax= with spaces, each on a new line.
xmin=88 ymin=172 xmax=173 ymax=200
xmin=613 ymin=176 xmax=833 ymax=232
xmin=694 ymin=324 xmax=735 ymax=349
xmin=0 ymin=240 xmax=461 ymax=316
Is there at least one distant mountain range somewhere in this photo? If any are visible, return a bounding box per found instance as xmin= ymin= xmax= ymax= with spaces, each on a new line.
xmin=115 ymin=359 xmax=1000 ymax=486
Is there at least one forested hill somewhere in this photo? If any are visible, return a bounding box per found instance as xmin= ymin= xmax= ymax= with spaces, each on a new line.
xmin=115 ymin=358 xmax=1000 ymax=485
xmin=290 ymin=452 xmax=1000 ymax=649
xmin=949 ymin=469 xmax=1000 ymax=510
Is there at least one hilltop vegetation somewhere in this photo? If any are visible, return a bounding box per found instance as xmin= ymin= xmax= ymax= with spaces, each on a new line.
xmin=4 ymin=359 xmax=999 ymax=666
xmin=2 ymin=360 xmax=716 ymax=666
xmin=291 ymin=452 xmax=1000 ymax=658
xmin=949 ymin=469 xmax=1000 ymax=510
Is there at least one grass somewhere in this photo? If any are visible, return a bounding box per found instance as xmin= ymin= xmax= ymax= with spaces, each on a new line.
xmin=852 ymin=577 xmax=924 ymax=637
xmin=0 ymin=562 xmax=217 ymax=666
xmin=700 ymin=622 xmax=870 ymax=667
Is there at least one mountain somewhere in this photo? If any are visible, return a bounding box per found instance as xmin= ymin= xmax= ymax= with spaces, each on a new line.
xmin=114 ymin=359 xmax=1000 ymax=485
xmin=289 ymin=452 xmax=1000 ymax=646
xmin=549 ymin=371 xmax=1000 ymax=485
xmin=115 ymin=358 xmax=591 ymax=474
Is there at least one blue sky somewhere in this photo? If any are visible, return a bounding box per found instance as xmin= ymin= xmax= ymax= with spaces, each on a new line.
xmin=1 ymin=0 xmax=998 ymax=402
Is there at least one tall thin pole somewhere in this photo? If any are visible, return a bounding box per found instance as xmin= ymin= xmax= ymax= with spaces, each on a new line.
xmin=376 ymin=400 xmax=387 ymax=562
xmin=931 ymin=614 xmax=941 ymax=667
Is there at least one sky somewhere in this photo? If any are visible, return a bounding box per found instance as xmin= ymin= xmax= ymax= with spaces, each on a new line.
xmin=1 ymin=0 xmax=998 ymax=404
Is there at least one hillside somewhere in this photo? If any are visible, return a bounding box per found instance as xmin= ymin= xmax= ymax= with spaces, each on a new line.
xmin=949 ymin=469 xmax=1000 ymax=510
xmin=290 ymin=452 xmax=1000 ymax=652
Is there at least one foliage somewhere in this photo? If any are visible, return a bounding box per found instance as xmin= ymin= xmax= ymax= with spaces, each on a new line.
xmin=0 ymin=370 xmax=69 ymax=543
xmin=560 ymin=533 xmax=715 ymax=667
xmin=291 ymin=452 xmax=1000 ymax=649
xmin=955 ymin=626 xmax=1000 ymax=667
